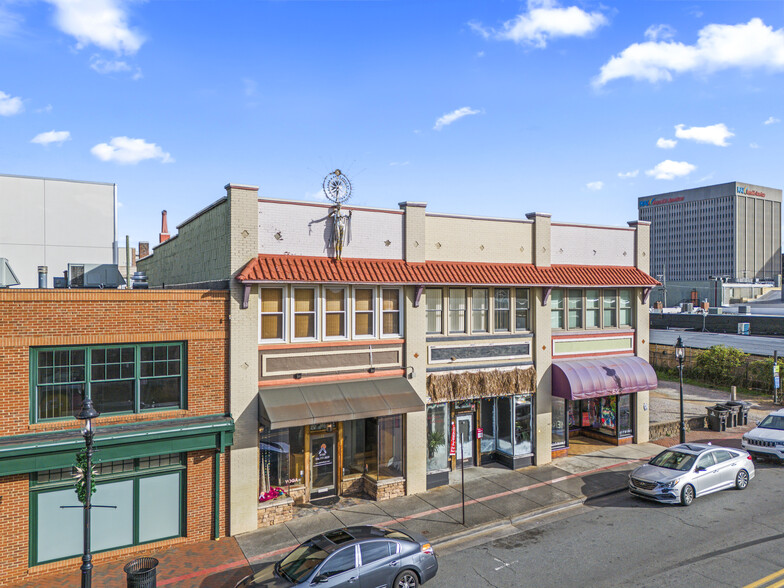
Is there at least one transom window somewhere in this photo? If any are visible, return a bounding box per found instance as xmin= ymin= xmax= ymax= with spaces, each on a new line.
xmin=259 ymin=286 xmax=403 ymax=343
xmin=32 ymin=343 xmax=185 ymax=422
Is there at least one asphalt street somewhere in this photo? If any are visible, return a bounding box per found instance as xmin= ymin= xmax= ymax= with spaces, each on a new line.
xmin=430 ymin=459 xmax=784 ymax=588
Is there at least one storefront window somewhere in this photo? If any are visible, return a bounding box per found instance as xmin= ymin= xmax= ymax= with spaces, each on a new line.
xmin=378 ymin=415 xmax=403 ymax=479
xmin=343 ymin=419 xmax=367 ymax=476
xmin=472 ymin=289 xmax=489 ymax=333
xmin=260 ymin=427 xmax=305 ymax=489
xmin=480 ymin=398 xmax=496 ymax=454
xmin=550 ymin=289 xmax=564 ymax=329
xmin=581 ymin=397 xmax=618 ymax=436
xmin=514 ymin=395 xmax=533 ymax=456
xmin=497 ymin=396 xmax=513 ymax=455
xmin=619 ymin=394 xmax=633 ymax=437
xmin=552 ymin=397 xmax=567 ymax=448
xmin=364 ymin=419 xmax=378 ymax=480
xmin=426 ymin=404 xmax=449 ymax=472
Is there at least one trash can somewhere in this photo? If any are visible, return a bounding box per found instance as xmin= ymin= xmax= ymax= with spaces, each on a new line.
xmin=124 ymin=557 xmax=159 ymax=588
xmin=706 ymin=405 xmax=729 ymax=432
xmin=725 ymin=400 xmax=751 ymax=426
xmin=717 ymin=403 xmax=740 ymax=428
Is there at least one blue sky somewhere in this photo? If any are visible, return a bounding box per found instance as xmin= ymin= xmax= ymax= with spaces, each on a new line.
xmin=1 ymin=0 xmax=783 ymax=246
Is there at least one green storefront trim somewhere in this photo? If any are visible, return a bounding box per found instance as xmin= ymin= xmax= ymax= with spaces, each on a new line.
xmin=0 ymin=414 xmax=234 ymax=477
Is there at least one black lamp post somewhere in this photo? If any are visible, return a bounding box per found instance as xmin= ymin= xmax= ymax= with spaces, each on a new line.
xmin=75 ymin=398 xmax=100 ymax=588
xmin=674 ymin=336 xmax=686 ymax=444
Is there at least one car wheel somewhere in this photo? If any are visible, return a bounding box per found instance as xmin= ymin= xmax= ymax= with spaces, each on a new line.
xmin=735 ymin=469 xmax=749 ymax=490
xmin=394 ymin=569 xmax=419 ymax=588
xmin=681 ymin=484 xmax=695 ymax=506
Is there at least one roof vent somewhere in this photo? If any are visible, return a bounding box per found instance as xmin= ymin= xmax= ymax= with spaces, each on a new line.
xmin=0 ymin=258 xmax=20 ymax=288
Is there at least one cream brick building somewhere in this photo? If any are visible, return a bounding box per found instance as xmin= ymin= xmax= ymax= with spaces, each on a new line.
xmin=140 ymin=184 xmax=658 ymax=534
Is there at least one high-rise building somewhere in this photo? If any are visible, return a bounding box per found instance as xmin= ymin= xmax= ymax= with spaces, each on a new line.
xmin=638 ymin=182 xmax=781 ymax=291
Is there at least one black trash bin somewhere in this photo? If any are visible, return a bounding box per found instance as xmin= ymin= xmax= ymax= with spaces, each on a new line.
xmin=124 ymin=557 xmax=159 ymax=588
xmin=717 ymin=403 xmax=740 ymax=428
xmin=706 ymin=405 xmax=729 ymax=432
xmin=725 ymin=400 xmax=751 ymax=426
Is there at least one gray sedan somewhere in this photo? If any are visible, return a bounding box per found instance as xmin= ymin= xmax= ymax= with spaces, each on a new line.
xmin=628 ymin=443 xmax=755 ymax=506
xmin=234 ymin=525 xmax=438 ymax=588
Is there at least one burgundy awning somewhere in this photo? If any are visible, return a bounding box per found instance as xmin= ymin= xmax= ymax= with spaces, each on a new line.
xmin=552 ymin=356 xmax=657 ymax=401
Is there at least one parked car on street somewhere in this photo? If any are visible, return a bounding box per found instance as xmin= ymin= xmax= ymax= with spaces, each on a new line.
xmin=742 ymin=408 xmax=784 ymax=462
xmin=628 ymin=443 xmax=755 ymax=506
xmin=234 ymin=525 xmax=438 ymax=587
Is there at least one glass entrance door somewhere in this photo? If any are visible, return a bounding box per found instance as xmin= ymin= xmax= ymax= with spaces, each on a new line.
xmin=456 ymin=414 xmax=473 ymax=466
xmin=310 ymin=433 xmax=336 ymax=499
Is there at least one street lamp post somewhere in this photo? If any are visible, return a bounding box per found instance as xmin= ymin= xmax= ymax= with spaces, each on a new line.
xmin=75 ymin=398 xmax=100 ymax=588
xmin=675 ymin=336 xmax=686 ymax=444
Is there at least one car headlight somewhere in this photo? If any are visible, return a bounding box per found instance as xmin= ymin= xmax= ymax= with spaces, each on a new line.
xmin=742 ymin=436 xmax=749 ymax=442
xmin=659 ymin=479 xmax=680 ymax=489
xmin=775 ymin=441 xmax=784 ymax=447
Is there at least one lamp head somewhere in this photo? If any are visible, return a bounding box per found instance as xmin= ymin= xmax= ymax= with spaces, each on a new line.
xmin=76 ymin=397 xmax=100 ymax=424
xmin=674 ymin=336 xmax=685 ymax=359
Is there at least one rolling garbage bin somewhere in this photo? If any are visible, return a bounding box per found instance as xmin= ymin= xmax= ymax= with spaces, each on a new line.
xmin=124 ymin=557 xmax=158 ymax=588
xmin=725 ymin=400 xmax=751 ymax=426
xmin=706 ymin=405 xmax=729 ymax=432
xmin=717 ymin=403 xmax=740 ymax=428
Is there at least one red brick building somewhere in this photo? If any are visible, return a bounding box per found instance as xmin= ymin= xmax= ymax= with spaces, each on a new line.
xmin=0 ymin=289 xmax=233 ymax=585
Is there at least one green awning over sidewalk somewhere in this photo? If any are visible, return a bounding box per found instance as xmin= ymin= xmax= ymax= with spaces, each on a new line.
xmin=0 ymin=414 xmax=234 ymax=476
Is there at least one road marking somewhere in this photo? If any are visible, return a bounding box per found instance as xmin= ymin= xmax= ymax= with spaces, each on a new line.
xmin=493 ymin=556 xmax=519 ymax=571
xmin=744 ymin=567 xmax=784 ymax=588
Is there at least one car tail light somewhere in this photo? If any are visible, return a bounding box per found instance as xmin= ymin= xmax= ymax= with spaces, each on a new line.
xmin=747 ymin=455 xmax=753 ymax=461
xmin=421 ymin=543 xmax=434 ymax=555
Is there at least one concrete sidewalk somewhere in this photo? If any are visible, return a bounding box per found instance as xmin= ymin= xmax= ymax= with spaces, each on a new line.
xmin=12 ymin=424 xmax=757 ymax=588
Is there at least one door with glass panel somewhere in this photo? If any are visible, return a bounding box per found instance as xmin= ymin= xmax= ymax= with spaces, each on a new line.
xmin=456 ymin=414 xmax=474 ymax=466
xmin=310 ymin=433 xmax=336 ymax=499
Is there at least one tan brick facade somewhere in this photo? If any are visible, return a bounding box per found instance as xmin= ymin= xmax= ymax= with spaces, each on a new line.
xmin=0 ymin=289 xmax=230 ymax=585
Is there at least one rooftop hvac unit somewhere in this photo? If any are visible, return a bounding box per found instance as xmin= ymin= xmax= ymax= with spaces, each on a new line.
xmin=738 ymin=322 xmax=750 ymax=336
xmin=0 ymin=258 xmax=20 ymax=288
xmin=681 ymin=302 xmax=694 ymax=313
xmin=67 ymin=263 xmax=125 ymax=289
xmin=738 ymin=305 xmax=751 ymax=314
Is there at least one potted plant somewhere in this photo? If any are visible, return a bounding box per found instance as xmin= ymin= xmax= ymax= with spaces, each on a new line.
xmin=427 ymin=429 xmax=446 ymax=459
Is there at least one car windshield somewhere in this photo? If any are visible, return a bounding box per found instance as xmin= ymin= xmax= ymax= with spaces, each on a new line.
xmin=758 ymin=415 xmax=784 ymax=430
xmin=277 ymin=540 xmax=329 ymax=583
xmin=649 ymin=450 xmax=697 ymax=471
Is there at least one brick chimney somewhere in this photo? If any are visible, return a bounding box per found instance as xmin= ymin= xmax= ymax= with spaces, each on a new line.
xmin=138 ymin=241 xmax=150 ymax=259
xmin=159 ymin=210 xmax=170 ymax=244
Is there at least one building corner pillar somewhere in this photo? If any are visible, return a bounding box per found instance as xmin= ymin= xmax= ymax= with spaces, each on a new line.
xmin=532 ymin=287 xmax=553 ymax=465
xmin=525 ymin=212 xmax=552 ymax=267
xmin=628 ymin=220 xmax=652 ymax=444
xmin=226 ymin=183 xmax=261 ymax=535
xmin=399 ymin=202 xmax=427 ymax=264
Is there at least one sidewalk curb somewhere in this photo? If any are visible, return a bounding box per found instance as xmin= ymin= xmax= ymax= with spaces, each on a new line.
xmin=432 ymin=486 xmax=627 ymax=550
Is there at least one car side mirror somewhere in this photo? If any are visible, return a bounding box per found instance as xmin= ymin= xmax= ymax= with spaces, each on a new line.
xmin=695 ymin=466 xmax=706 ymax=473
xmin=313 ymin=574 xmax=329 ymax=584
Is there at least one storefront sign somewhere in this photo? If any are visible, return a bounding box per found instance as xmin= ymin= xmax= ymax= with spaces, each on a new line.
xmin=449 ymin=423 xmax=456 ymax=456
xmin=314 ymin=443 xmax=332 ymax=468
xmin=476 ymin=427 xmax=483 ymax=439
xmin=582 ymin=412 xmax=591 ymax=427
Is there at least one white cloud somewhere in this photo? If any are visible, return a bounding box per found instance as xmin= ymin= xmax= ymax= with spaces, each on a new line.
xmin=656 ymin=137 xmax=677 ymax=149
xmin=45 ymin=0 xmax=144 ymax=54
xmin=674 ymin=123 xmax=733 ymax=146
xmin=595 ymin=18 xmax=784 ymax=87
xmin=91 ymin=137 xmax=173 ymax=164
xmin=472 ymin=0 xmax=607 ymax=49
xmin=0 ymin=90 xmax=23 ymax=115
xmin=389 ymin=161 xmax=410 ymax=166
xmin=0 ymin=4 xmax=23 ymax=37
xmin=618 ymin=170 xmax=639 ymax=179
xmin=646 ymin=160 xmax=696 ymax=180
xmin=750 ymin=142 xmax=760 ymax=149
xmin=434 ymin=106 xmax=480 ymax=130
xmin=586 ymin=181 xmax=603 ymax=191
xmin=31 ymin=130 xmax=71 ymax=145
xmin=36 ymin=104 xmax=53 ymax=114
xmin=764 ymin=116 xmax=780 ymax=125
xmin=645 ymin=24 xmax=676 ymax=42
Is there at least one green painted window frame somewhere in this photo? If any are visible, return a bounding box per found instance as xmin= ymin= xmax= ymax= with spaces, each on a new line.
xmin=28 ymin=454 xmax=186 ymax=566
xmin=30 ymin=342 xmax=187 ymax=423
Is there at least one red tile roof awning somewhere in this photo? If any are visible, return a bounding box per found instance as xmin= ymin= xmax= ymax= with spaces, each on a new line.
xmin=236 ymin=255 xmax=660 ymax=287
xmin=552 ymin=356 xmax=658 ymax=401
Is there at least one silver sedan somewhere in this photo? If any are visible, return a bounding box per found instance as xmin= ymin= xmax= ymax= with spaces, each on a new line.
xmin=629 ymin=443 xmax=755 ymax=506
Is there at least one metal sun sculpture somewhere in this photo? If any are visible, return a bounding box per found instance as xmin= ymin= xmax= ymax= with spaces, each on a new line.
xmin=323 ymin=169 xmax=353 ymax=261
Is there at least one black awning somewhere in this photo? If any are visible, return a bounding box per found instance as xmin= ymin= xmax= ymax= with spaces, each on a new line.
xmin=259 ymin=377 xmax=425 ymax=429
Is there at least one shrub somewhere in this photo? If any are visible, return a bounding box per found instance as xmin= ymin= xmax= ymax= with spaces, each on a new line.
xmin=693 ymin=345 xmax=748 ymax=386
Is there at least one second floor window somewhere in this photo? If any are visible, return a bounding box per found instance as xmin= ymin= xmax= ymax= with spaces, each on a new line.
xmin=472 ymin=289 xmax=489 ymax=333
xmin=33 ymin=343 xmax=185 ymax=422
xmin=381 ymin=288 xmax=401 ymax=336
xmin=550 ymin=289 xmax=564 ymax=329
xmin=585 ymin=289 xmax=600 ymax=329
xmin=449 ymin=289 xmax=467 ymax=333
xmin=619 ymin=289 xmax=633 ymax=326
xmin=354 ymin=288 xmax=375 ymax=336
xmin=603 ymin=289 xmax=618 ymax=328
xmin=293 ymin=288 xmax=317 ymax=339
xmin=515 ymin=289 xmax=529 ymax=331
xmin=260 ymin=288 xmax=285 ymax=340
xmin=325 ymin=287 xmax=347 ymax=338
xmin=425 ymin=288 xmax=442 ymax=334
xmin=494 ymin=289 xmax=510 ymax=332
xmin=567 ymin=290 xmax=583 ymax=329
